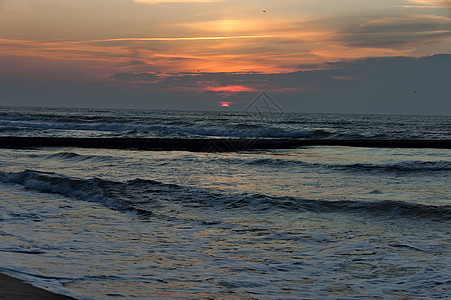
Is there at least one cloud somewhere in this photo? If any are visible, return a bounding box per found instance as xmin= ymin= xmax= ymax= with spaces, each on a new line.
xmin=133 ymin=0 xmax=221 ymax=3
xmin=0 ymin=35 xmax=320 ymax=76
xmin=337 ymin=14 xmax=451 ymax=49
xmin=404 ymin=0 xmax=451 ymax=7
xmin=203 ymin=85 xmax=256 ymax=93
xmin=1 ymin=2 xmax=450 ymax=80
xmin=109 ymin=71 xmax=309 ymax=98
xmin=2 ymin=54 xmax=450 ymax=114
xmin=77 ymin=35 xmax=275 ymax=43
xmin=111 ymin=72 xmax=161 ymax=83
xmin=172 ymin=82 xmax=258 ymax=97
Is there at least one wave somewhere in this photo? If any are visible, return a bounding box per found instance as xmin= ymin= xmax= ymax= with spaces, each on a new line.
xmin=44 ymin=152 xmax=90 ymax=160
xmin=29 ymin=152 xmax=112 ymax=163
xmin=0 ymin=119 xmax=337 ymax=139
xmin=270 ymin=197 xmax=451 ymax=220
xmin=342 ymin=161 xmax=451 ymax=172
xmin=0 ymin=126 xmax=24 ymax=132
xmin=244 ymin=157 xmax=320 ymax=168
xmin=2 ymin=108 xmax=450 ymax=141
xmin=1 ymin=170 xmax=450 ymax=221
xmin=242 ymin=158 xmax=450 ymax=172
xmin=0 ymin=170 xmax=129 ymax=211
xmin=1 ymin=113 xmax=447 ymax=140
xmin=0 ymin=170 xmax=194 ymax=218
xmin=19 ymin=150 xmax=450 ymax=175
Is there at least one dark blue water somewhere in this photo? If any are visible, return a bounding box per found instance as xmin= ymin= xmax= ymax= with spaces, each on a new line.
xmin=1 ymin=106 xmax=449 ymax=139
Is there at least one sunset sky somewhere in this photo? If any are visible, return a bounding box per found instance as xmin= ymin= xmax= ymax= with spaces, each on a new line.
xmin=0 ymin=0 xmax=450 ymax=114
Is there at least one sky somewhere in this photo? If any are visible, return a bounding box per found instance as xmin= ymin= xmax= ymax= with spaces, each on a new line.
xmin=0 ymin=0 xmax=450 ymax=114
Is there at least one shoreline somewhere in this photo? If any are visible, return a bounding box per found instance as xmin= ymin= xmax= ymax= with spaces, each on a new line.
xmin=1 ymin=137 xmax=450 ymax=151
xmin=0 ymin=273 xmax=76 ymax=300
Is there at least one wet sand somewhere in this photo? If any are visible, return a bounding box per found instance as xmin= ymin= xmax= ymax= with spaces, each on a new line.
xmin=0 ymin=273 xmax=76 ymax=300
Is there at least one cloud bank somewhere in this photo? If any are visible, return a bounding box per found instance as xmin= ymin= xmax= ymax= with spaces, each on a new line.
xmin=1 ymin=54 xmax=450 ymax=115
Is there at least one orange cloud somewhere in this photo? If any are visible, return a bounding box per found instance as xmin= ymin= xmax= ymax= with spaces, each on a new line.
xmin=403 ymin=0 xmax=451 ymax=7
xmin=163 ymin=79 xmax=309 ymax=98
xmin=1 ymin=8 xmax=450 ymax=85
xmin=77 ymin=35 xmax=275 ymax=43
xmin=204 ymin=85 xmax=257 ymax=92
xmin=180 ymin=19 xmax=267 ymax=34
xmin=133 ymin=0 xmax=221 ymax=3
xmin=168 ymin=81 xmax=257 ymax=97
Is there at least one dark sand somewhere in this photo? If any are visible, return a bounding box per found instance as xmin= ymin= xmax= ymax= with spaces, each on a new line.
xmin=1 ymin=137 xmax=450 ymax=151
xmin=0 ymin=273 xmax=76 ymax=300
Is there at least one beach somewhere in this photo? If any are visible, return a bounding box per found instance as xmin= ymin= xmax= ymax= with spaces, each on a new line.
xmin=0 ymin=273 xmax=75 ymax=299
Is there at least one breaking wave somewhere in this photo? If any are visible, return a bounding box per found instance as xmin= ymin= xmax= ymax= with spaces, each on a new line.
xmin=29 ymin=152 xmax=113 ymax=163
xmin=1 ymin=170 xmax=450 ymax=221
xmin=239 ymin=157 xmax=451 ymax=173
xmin=342 ymin=160 xmax=451 ymax=172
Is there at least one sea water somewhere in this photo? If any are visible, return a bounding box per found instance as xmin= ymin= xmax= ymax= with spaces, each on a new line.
xmin=0 ymin=107 xmax=450 ymax=299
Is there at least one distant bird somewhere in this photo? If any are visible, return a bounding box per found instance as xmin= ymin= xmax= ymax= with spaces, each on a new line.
xmin=262 ymin=10 xmax=267 ymax=13
xmin=413 ymin=90 xmax=417 ymax=93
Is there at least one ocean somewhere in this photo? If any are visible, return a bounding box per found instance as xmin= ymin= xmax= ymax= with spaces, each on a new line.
xmin=0 ymin=106 xmax=450 ymax=299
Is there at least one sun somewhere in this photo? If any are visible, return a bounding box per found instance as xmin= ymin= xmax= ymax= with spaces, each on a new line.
xmin=221 ymin=102 xmax=230 ymax=107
